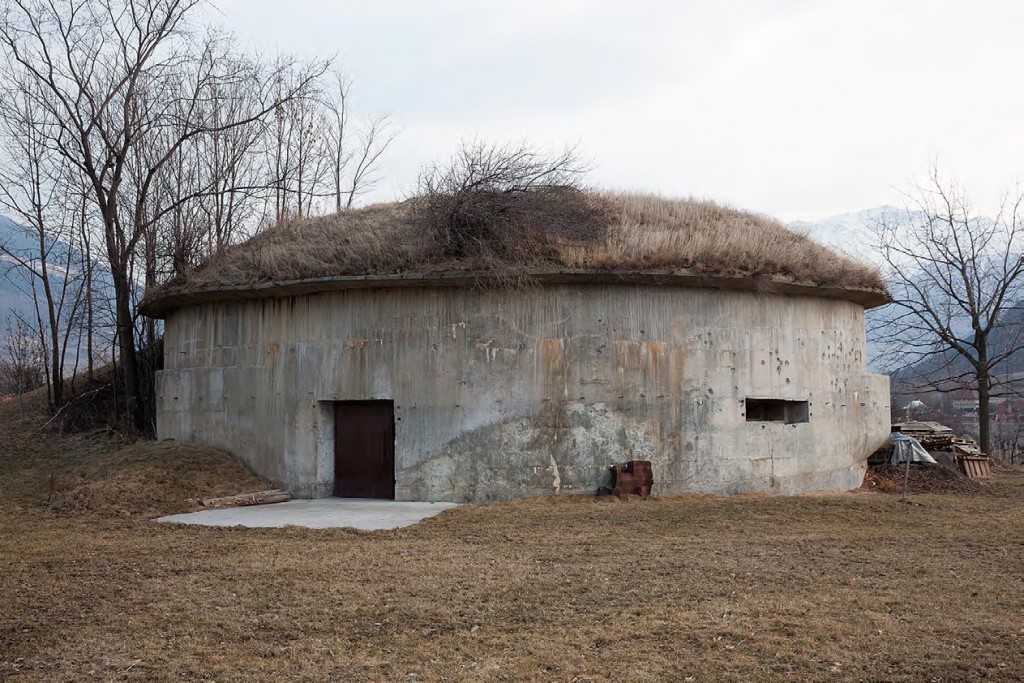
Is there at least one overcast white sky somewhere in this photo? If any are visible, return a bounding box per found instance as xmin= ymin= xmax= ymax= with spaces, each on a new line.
xmin=213 ymin=0 xmax=1024 ymax=222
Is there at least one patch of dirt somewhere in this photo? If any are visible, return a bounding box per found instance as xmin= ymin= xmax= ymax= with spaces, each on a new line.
xmin=862 ymin=464 xmax=984 ymax=495
xmin=860 ymin=468 xmax=902 ymax=493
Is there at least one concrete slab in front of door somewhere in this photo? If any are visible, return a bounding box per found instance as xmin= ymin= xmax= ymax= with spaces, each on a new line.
xmin=155 ymin=499 xmax=459 ymax=531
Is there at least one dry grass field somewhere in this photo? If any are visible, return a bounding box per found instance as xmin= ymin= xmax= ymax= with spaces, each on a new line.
xmin=2 ymin=395 xmax=1022 ymax=682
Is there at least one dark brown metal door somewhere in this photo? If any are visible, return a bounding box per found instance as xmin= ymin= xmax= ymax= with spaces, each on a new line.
xmin=333 ymin=401 xmax=395 ymax=499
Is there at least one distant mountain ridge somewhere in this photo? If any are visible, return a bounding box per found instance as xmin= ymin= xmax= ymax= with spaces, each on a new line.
xmin=792 ymin=208 xmax=1023 ymax=379
xmin=788 ymin=207 xmax=904 ymax=268
xmin=0 ymin=214 xmax=116 ymax=348
xmin=0 ymin=214 xmax=39 ymax=325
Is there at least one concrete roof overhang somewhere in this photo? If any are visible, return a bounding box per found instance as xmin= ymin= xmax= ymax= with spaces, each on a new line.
xmin=139 ymin=268 xmax=891 ymax=319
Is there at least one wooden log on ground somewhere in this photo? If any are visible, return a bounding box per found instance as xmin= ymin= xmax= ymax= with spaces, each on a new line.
xmin=191 ymin=489 xmax=292 ymax=509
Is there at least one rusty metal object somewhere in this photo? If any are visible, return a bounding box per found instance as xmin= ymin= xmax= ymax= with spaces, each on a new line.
xmin=600 ymin=460 xmax=653 ymax=498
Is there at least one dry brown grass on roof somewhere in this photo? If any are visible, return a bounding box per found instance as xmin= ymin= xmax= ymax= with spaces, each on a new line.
xmin=180 ymin=202 xmax=431 ymax=290
xmin=146 ymin=192 xmax=885 ymax=303
xmin=569 ymin=193 xmax=885 ymax=289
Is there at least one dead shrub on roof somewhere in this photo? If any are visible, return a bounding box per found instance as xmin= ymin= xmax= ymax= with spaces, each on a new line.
xmin=411 ymin=141 xmax=611 ymax=272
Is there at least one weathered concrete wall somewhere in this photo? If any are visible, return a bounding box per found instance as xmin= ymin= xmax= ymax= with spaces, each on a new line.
xmin=156 ymin=285 xmax=891 ymax=501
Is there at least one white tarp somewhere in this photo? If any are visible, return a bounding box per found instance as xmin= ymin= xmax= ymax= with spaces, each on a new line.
xmin=888 ymin=433 xmax=938 ymax=465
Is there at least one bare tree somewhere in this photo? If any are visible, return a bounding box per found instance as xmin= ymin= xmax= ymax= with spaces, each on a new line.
xmin=324 ymin=71 xmax=352 ymax=213
xmin=265 ymin=60 xmax=323 ymax=222
xmin=76 ymin=184 xmax=97 ymax=381
xmin=290 ymin=89 xmax=329 ymax=218
xmin=0 ymin=75 xmax=87 ymax=409
xmin=267 ymin=67 xmax=395 ymax=220
xmin=193 ymin=59 xmax=269 ymax=255
xmin=1 ymin=312 xmax=46 ymax=416
xmin=0 ymin=0 xmax=327 ymax=429
xmin=992 ymin=418 xmax=1022 ymax=465
xmin=340 ymin=115 xmax=394 ymax=210
xmin=871 ymin=168 xmax=1024 ymax=455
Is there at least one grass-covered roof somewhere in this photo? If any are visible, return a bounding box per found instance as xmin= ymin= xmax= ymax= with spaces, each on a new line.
xmin=142 ymin=192 xmax=887 ymax=315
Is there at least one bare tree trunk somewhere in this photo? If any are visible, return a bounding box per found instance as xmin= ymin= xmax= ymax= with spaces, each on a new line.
xmin=112 ymin=270 xmax=143 ymax=428
xmin=977 ymin=368 xmax=991 ymax=455
xmin=36 ymin=223 xmax=63 ymax=408
xmin=83 ymin=223 xmax=94 ymax=382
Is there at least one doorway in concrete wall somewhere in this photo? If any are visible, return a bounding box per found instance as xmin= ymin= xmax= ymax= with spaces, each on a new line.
xmin=333 ymin=401 xmax=395 ymax=499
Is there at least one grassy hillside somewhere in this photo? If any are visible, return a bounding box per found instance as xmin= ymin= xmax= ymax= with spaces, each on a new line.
xmin=0 ymin=388 xmax=269 ymax=518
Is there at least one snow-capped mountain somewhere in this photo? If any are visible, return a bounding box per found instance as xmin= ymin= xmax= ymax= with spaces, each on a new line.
xmin=790 ymin=206 xmax=1007 ymax=273
xmin=792 ymin=207 xmax=1024 ymax=377
xmin=788 ymin=206 xmax=904 ymax=268
xmin=787 ymin=208 xmax=906 ymax=371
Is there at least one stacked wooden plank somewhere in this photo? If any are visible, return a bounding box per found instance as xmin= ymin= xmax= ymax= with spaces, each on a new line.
xmin=892 ymin=421 xmax=955 ymax=449
xmin=883 ymin=422 xmax=991 ymax=479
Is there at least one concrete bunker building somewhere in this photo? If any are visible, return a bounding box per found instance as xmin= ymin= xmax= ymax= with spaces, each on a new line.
xmin=143 ymin=194 xmax=891 ymax=502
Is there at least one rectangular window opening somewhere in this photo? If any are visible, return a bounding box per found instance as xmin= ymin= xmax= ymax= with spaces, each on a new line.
xmin=745 ymin=398 xmax=809 ymax=424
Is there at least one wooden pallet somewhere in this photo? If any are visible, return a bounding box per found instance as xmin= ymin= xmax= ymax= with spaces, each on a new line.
xmin=957 ymin=455 xmax=991 ymax=479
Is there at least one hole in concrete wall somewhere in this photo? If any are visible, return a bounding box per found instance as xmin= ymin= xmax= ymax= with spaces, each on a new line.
xmin=745 ymin=398 xmax=809 ymax=424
